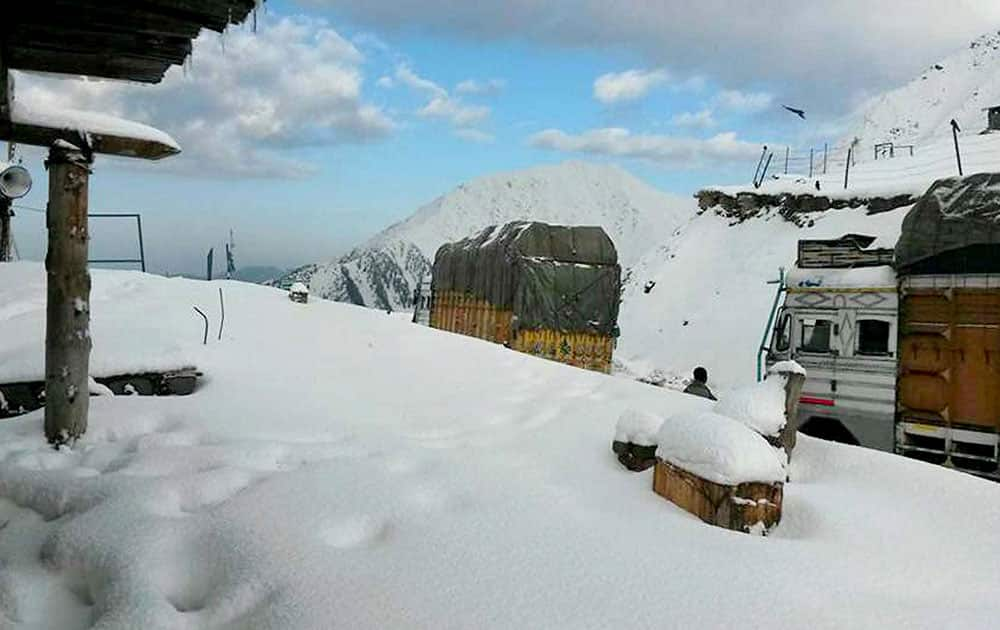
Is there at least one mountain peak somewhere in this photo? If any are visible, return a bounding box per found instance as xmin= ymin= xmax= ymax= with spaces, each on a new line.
xmin=276 ymin=161 xmax=694 ymax=310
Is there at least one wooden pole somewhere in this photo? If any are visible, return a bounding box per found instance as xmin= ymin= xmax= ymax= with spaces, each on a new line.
xmin=0 ymin=198 xmax=11 ymax=262
xmin=843 ymin=146 xmax=852 ymax=190
xmin=44 ymin=142 xmax=93 ymax=446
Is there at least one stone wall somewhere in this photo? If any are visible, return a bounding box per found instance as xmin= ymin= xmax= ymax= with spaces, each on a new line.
xmin=695 ymin=190 xmax=916 ymax=227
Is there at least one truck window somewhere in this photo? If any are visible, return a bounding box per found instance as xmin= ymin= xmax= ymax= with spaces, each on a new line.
xmin=800 ymin=318 xmax=833 ymax=353
xmin=857 ymin=319 xmax=890 ymax=355
xmin=774 ymin=312 xmax=791 ymax=352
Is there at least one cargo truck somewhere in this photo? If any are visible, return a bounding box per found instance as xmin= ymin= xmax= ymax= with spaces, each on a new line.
xmin=764 ymin=173 xmax=1000 ymax=479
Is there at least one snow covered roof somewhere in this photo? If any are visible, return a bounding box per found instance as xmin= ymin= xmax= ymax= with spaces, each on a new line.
xmin=290 ymin=282 xmax=309 ymax=294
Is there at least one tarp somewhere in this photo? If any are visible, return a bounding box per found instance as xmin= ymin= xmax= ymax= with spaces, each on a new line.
xmin=432 ymin=221 xmax=621 ymax=336
xmin=896 ymin=173 xmax=1000 ymax=274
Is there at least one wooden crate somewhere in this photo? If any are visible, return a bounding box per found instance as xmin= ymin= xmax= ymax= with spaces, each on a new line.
xmin=652 ymin=459 xmax=783 ymax=534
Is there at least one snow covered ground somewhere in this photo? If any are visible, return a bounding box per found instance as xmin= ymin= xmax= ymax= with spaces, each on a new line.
xmin=2 ymin=262 xmax=999 ymax=629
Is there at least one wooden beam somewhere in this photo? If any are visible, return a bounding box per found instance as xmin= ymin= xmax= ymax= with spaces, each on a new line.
xmin=0 ymin=122 xmax=179 ymax=161
xmin=44 ymin=142 xmax=94 ymax=446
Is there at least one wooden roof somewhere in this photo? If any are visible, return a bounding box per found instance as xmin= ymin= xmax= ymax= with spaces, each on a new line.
xmin=4 ymin=1 xmax=261 ymax=83
xmin=0 ymin=1 xmax=261 ymax=159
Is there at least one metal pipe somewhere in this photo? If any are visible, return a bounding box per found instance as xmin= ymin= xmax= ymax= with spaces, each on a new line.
xmin=757 ymin=267 xmax=786 ymax=382
xmin=193 ymin=306 xmax=208 ymax=345
xmin=218 ymin=287 xmax=225 ymax=341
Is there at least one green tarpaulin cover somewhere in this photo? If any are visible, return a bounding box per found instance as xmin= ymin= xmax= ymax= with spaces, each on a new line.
xmin=432 ymin=221 xmax=621 ymax=336
xmin=896 ymin=173 xmax=1000 ymax=274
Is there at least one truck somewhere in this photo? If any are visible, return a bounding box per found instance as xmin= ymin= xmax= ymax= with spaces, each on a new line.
xmin=764 ymin=173 xmax=1000 ymax=480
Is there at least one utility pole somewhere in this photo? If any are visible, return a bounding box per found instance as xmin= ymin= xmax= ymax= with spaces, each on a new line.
xmin=0 ymin=198 xmax=10 ymax=262
xmin=44 ymin=142 xmax=94 ymax=446
xmin=843 ymin=146 xmax=852 ymax=190
xmin=950 ymin=119 xmax=963 ymax=176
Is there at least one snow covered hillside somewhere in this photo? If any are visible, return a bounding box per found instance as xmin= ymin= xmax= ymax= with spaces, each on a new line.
xmin=276 ymin=161 xmax=693 ymax=310
xmin=1 ymin=263 xmax=999 ymax=629
xmin=615 ymin=204 xmax=910 ymax=390
xmin=849 ymin=30 xmax=1000 ymax=150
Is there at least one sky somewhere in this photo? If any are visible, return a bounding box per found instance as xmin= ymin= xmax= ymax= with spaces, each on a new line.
xmin=8 ymin=0 xmax=1000 ymax=276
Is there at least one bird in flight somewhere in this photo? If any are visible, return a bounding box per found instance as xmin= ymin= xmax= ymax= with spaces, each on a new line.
xmin=782 ymin=105 xmax=806 ymax=119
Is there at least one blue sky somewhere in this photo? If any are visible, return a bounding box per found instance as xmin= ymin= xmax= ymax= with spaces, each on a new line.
xmin=10 ymin=0 xmax=1000 ymax=275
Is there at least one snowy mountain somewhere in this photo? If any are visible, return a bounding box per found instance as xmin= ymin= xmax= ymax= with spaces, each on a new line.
xmin=849 ymin=30 xmax=1000 ymax=149
xmin=275 ymin=161 xmax=693 ymax=310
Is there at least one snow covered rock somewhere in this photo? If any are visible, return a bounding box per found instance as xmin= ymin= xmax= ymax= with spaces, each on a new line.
xmin=713 ymin=378 xmax=787 ymax=438
xmin=612 ymin=408 xmax=663 ymax=471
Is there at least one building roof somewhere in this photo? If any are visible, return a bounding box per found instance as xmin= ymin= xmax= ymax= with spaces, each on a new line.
xmin=4 ymin=1 xmax=261 ymax=83
xmin=1 ymin=1 xmax=262 ymax=159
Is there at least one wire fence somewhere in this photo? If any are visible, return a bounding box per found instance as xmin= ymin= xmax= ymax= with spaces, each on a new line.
xmin=752 ymin=128 xmax=1000 ymax=190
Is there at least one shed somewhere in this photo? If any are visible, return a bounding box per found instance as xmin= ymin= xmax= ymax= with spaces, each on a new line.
xmin=985 ymin=106 xmax=1000 ymax=132
xmin=430 ymin=221 xmax=621 ymax=372
xmin=1 ymin=1 xmax=262 ymax=445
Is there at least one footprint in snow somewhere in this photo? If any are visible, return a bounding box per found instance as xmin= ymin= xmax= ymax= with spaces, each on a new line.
xmin=321 ymin=515 xmax=390 ymax=549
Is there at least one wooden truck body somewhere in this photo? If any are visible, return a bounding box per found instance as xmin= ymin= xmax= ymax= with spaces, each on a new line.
xmin=428 ymin=221 xmax=621 ymax=373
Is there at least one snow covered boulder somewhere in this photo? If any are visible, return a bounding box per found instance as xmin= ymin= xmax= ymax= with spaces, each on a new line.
xmin=714 ymin=360 xmax=806 ymax=457
xmin=612 ymin=408 xmax=663 ymax=471
xmin=653 ymin=411 xmax=786 ymax=534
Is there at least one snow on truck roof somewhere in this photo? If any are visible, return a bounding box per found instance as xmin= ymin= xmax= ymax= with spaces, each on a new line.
xmin=786 ymin=264 xmax=896 ymax=290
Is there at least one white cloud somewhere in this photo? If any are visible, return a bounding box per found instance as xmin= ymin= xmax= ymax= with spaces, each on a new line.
xmin=455 ymin=78 xmax=506 ymax=95
xmin=593 ymin=68 xmax=669 ymax=104
xmin=14 ymin=14 xmax=394 ymax=178
xmin=376 ymin=76 xmax=394 ymax=88
xmin=714 ymin=89 xmax=773 ymax=113
xmin=454 ymin=128 xmax=495 ymax=143
xmin=418 ymin=97 xmax=490 ymax=127
xmin=389 ymin=63 xmax=493 ymax=138
xmin=671 ymin=109 xmax=716 ymax=129
xmin=529 ymin=127 xmax=762 ymax=166
xmin=394 ymin=64 xmax=448 ymax=97
xmin=317 ymin=1 xmax=1000 ymax=112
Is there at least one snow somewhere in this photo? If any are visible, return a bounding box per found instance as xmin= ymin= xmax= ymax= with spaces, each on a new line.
xmin=654 ymin=411 xmax=787 ymax=484
xmin=713 ymin=377 xmax=787 ymax=437
xmin=11 ymin=98 xmax=180 ymax=152
xmin=613 ymin=408 xmax=662 ymax=446
xmin=2 ymin=264 xmax=1000 ymax=629
xmin=768 ymin=360 xmax=806 ymax=376
xmin=786 ymin=264 xmax=897 ymax=289
xmin=0 ymin=267 xmax=197 ymax=383
xmin=289 ymin=282 xmax=308 ymax=294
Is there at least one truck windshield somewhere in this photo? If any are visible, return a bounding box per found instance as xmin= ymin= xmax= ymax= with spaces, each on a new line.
xmin=800 ymin=318 xmax=833 ymax=353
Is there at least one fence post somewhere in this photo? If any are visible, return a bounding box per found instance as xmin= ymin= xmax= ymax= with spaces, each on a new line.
xmin=823 ymin=143 xmax=828 ymax=174
xmin=843 ymin=146 xmax=852 ymax=190
xmin=784 ymin=146 xmax=789 ymax=174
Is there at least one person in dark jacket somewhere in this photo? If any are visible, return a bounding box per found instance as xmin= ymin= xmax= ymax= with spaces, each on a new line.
xmin=683 ymin=366 xmax=717 ymax=401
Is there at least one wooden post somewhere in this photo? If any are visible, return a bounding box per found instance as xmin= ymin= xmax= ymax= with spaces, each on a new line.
xmin=0 ymin=198 xmax=11 ymax=262
xmin=44 ymin=142 xmax=93 ymax=446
